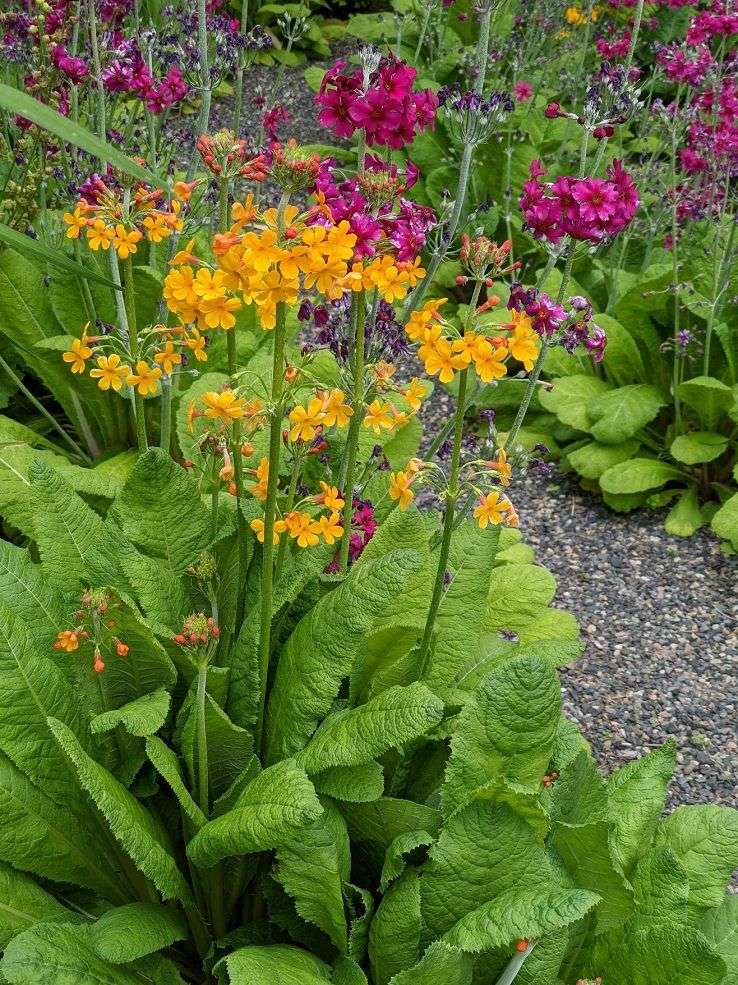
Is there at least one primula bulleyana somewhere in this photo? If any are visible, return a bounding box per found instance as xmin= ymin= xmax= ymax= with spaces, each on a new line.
xmin=89 ymin=353 xmax=130 ymax=391
xmin=473 ymin=490 xmax=511 ymax=528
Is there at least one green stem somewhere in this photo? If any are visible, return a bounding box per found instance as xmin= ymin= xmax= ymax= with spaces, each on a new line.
xmin=275 ymin=456 xmax=300 ymax=583
xmin=417 ymin=367 xmax=469 ymax=677
xmin=254 ymin=301 xmax=288 ymax=759
xmin=210 ymin=453 xmax=220 ymax=541
xmin=196 ymin=664 xmax=209 ymax=814
xmin=123 ymin=258 xmax=148 ymax=451
xmin=623 ymin=0 xmax=645 ymax=75
xmin=339 ymin=292 xmax=367 ymax=574
xmin=414 ymin=4 xmax=433 ymax=62
xmin=86 ymin=0 xmax=106 ymax=142
xmin=493 ymin=943 xmax=534 ymax=985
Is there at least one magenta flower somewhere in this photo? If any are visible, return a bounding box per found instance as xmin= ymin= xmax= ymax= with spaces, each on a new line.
xmin=514 ymin=81 xmax=533 ymax=101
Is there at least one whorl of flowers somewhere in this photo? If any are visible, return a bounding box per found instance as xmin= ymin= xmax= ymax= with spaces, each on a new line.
xmin=316 ymin=52 xmax=438 ymax=149
xmin=656 ymin=43 xmax=714 ymax=86
xmin=686 ymin=3 xmax=738 ymax=45
xmin=519 ymin=158 xmax=639 ymax=243
xmin=508 ymin=285 xmax=607 ymax=362
xmin=101 ymin=40 xmax=188 ymax=114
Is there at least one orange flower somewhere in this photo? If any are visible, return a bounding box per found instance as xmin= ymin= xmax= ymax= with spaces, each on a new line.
xmin=90 ymin=353 xmax=130 ymax=391
xmin=63 ymin=336 xmax=93 ymax=374
xmin=112 ymin=224 xmax=143 ymax=259
xmin=316 ymin=511 xmax=343 ymax=545
xmin=54 ymin=630 xmax=79 ymax=652
xmin=202 ymin=389 xmax=246 ymax=423
xmin=127 ymin=361 xmax=162 ymax=396
xmin=153 ymin=341 xmax=183 ymax=375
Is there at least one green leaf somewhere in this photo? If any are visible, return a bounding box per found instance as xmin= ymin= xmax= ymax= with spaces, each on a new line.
xmin=295 ymin=683 xmax=443 ymax=775
xmin=0 ymin=602 xmax=89 ymax=808
xmin=388 ymin=941 xmax=473 ymax=985
xmin=380 ymin=832 xmax=434 ymax=892
xmin=1 ymin=922 xmax=153 ymax=985
xmin=145 ymin=737 xmax=206 ymax=830
xmin=425 ymin=524 xmax=500 ymax=696
xmin=88 ymin=903 xmax=187 ymax=963
xmin=652 ymin=805 xmax=738 ymax=908
xmin=484 ymin=563 xmax=556 ymax=633
xmin=0 ymin=222 xmax=117 ymax=288
xmin=341 ymin=798 xmax=440 ymax=852
xmin=597 ymin=313 xmax=647 ymax=386
xmin=110 ymin=450 xmax=211 ymax=575
xmin=670 ymin=431 xmax=729 ymax=465
xmin=0 ymin=83 xmax=163 ymax=186
xmin=264 ymin=549 xmax=423 ymax=763
xmin=0 ymin=748 xmax=124 ymax=901
xmin=443 ymin=656 xmax=561 ymax=814
xmin=599 ymin=458 xmax=685 ymax=495
xmin=91 ymin=689 xmax=171 ymax=738
xmin=538 ymin=374 xmax=612 ymax=431
xmin=0 ymin=542 xmax=65 ymax=655
xmin=0 ymin=862 xmax=74 ymax=949
xmin=630 ymin=848 xmax=691 ymax=931
xmin=664 ymin=487 xmax=705 ymax=537
xmin=312 ymin=763 xmax=384 ymax=803
xmin=595 ymin=927 xmax=726 ymax=985
xmin=421 ymin=802 xmax=563 ymax=939
xmin=28 ymin=459 xmax=124 ymax=590
xmin=678 ymin=376 xmax=734 ymax=430
xmin=181 ymin=691 xmax=253 ymax=801
xmin=48 ymin=718 xmax=192 ymax=904
xmin=711 ymin=492 xmax=738 ymax=549
xmin=187 ymin=759 xmax=323 ymax=868
xmin=275 ymin=800 xmax=350 ymax=951
xmin=369 ymin=869 xmax=422 ymax=985
xmin=588 ymin=385 xmax=666 ymax=443
xmin=606 ymin=741 xmax=676 ymax=877
xmin=701 ymin=895 xmax=738 ymax=985
xmin=567 ymin=440 xmax=640 ymax=480
xmin=333 ymin=956 xmax=368 ymax=985
xmin=443 ymin=886 xmax=599 ymax=952
xmin=217 ymin=944 xmax=332 ymax=984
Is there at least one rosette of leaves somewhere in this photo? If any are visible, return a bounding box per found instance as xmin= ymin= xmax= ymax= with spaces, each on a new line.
xmin=0 ymin=448 xmax=735 ymax=984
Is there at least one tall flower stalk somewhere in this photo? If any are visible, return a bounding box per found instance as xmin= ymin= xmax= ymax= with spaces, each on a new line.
xmin=338 ymin=291 xmax=367 ymax=574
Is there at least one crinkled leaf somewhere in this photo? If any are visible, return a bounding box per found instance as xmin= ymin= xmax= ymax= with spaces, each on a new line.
xmin=484 ymin=564 xmax=556 ymax=633
xmin=217 ymin=944 xmax=332 ymax=984
xmin=701 ymin=895 xmax=738 ymax=985
xmin=0 ymin=542 xmax=65 ymax=655
xmin=145 ymin=737 xmax=206 ymax=830
xmin=0 ymin=862 xmax=74 ymax=949
xmin=538 ymin=374 xmax=611 ymax=431
xmin=599 ymin=458 xmax=685 ymax=495
xmin=388 ymin=941 xmax=473 ymax=985
xmin=187 ymin=759 xmax=322 ymax=868
xmin=588 ymin=384 xmax=666 ymax=443
xmin=313 ymin=763 xmax=384 ymax=803
xmin=370 ymin=869 xmax=422 ymax=985
xmin=181 ymin=692 xmax=253 ymax=801
xmin=567 ymin=440 xmax=640 ymax=480
xmin=333 ymin=956 xmax=368 ymax=985
xmin=48 ymin=718 xmax=191 ymax=904
xmin=91 ymin=689 xmax=171 ymax=738
xmin=671 ymin=431 xmax=729 ymax=465
xmin=678 ymin=376 xmax=734 ymax=430
xmin=341 ymin=798 xmax=440 ymax=852
xmin=265 ymin=549 xmax=423 ymax=763
xmin=88 ymin=903 xmax=187 ymax=964
xmin=295 ymin=683 xmax=443 ymax=775
xmin=380 ymin=832 xmax=434 ymax=892
xmin=712 ymin=492 xmax=738 ymax=549
xmin=630 ymin=848 xmax=691 ymax=931
xmin=594 ymin=926 xmax=726 ymax=985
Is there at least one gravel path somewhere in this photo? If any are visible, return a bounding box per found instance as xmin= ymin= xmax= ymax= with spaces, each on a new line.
xmin=176 ymin=61 xmax=738 ymax=809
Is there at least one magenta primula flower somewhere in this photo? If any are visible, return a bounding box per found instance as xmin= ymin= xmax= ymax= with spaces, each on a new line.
xmin=514 ymin=80 xmax=533 ymax=101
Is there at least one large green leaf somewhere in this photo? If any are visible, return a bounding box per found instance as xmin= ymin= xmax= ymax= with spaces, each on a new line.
xmin=181 ymin=691 xmax=253 ymax=802
xmin=387 ymin=941 xmax=473 ymax=985
xmin=312 ymin=763 xmax=385 ymax=803
xmin=597 ymin=313 xmax=647 ymax=386
xmin=652 ymin=805 xmax=738 ymax=909
xmin=186 ymin=759 xmax=323 ymax=868
xmin=91 ymin=689 xmax=171 ymax=738
xmin=670 ymin=431 xmax=729 ymax=465
xmin=599 ymin=458 xmax=685 ymax=495
xmin=0 ymin=83 xmax=163 ymax=186
xmin=341 ymin=799 xmax=440 ymax=852
xmin=592 ymin=927 xmax=726 ymax=985
xmin=442 ymin=886 xmax=599 ymax=952
xmin=0 ymin=862 xmax=74 ymax=949
xmin=711 ymin=492 xmax=738 ymax=549
xmin=145 ymin=737 xmax=206 ymax=830
xmin=265 ymin=549 xmax=423 ymax=763
xmin=678 ymin=376 xmax=734 ymax=430
xmin=484 ymin=563 xmax=556 ymax=633
xmin=48 ymin=718 xmax=192 ymax=904
xmin=88 ymin=903 xmax=187 ymax=964
xmin=664 ymin=487 xmax=705 ymax=538
xmin=275 ymin=800 xmax=350 ymax=951
xmin=538 ymin=374 xmax=612 ymax=431
xmin=567 ymin=439 xmax=640 ymax=480
xmin=380 ymin=832 xmax=434 ymax=892
xmin=701 ymin=895 xmax=738 ymax=985
xmin=0 ymin=542 xmax=65 ymax=655
xmin=420 ymin=802 xmax=563 ymax=939
xmin=588 ymin=385 xmax=666 ymax=443
xmin=217 ymin=944 xmax=332 ymax=984
xmin=295 ymin=683 xmax=443 ymax=775
xmin=1 ymin=922 xmax=155 ymax=985
xmin=443 ymin=656 xmax=560 ymax=815
xmin=0 ymin=749 xmax=124 ymax=901
xmin=369 ymin=869 xmax=422 ymax=985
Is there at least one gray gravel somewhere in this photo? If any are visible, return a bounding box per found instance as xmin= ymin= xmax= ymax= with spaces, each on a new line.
xmin=175 ymin=59 xmax=738 ymax=809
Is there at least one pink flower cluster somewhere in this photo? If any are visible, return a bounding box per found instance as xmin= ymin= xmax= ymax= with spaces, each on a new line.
xmin=51 ymin=44 xmax=88 ymax=85
xmin=596 ymin=31 xmax=631 ymax=60
xmin=313 ymin=157 xmax=435 ymax=262
xmin=687 ymin=4 xmax=738 ymax=44
xmin=656 ymin=43 xmax=713 ymax=85
xmin=316 ymin=55 xmax=438 ymax=149
xmin=520 ymin=159 xmax=639 ymax=243
xmin=679 ymin=79 xmax=738 ymax=178
xmin=102 ymin=50 xmax=188 ymax=114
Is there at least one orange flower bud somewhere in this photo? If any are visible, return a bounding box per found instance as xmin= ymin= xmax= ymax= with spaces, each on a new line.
xmin=115 ymin=640 xmax=129 ymax=657
xmin=93 ymin=652 xmax=105 ymax=673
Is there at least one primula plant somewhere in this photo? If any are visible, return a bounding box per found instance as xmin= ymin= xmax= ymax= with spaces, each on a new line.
xmin=0 ymin=0 xmax=736 ymax=984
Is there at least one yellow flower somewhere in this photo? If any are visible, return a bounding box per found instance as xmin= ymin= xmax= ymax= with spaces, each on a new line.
xmin=316 ymin=511 xmax=343 ymax=545
xmin=286 ymin=512 xmax=321 ymax=548
xmin=250 ymin=517 xmax=288 ymax=544
xmin=153 ymin=341 xmax=183 ymax=376
xmin=54 ymin=630 xmax=79 ymax=652
xmin=389 ymin=470 xmax=416 ymax=510
xmin=368 ymin=256 xmax=411 ymax=303
xmin=473 ymin=490 xmax=510 ymax=529
xmin=320 ymin=389 xmax=353 ymax=428
xmin=143 ymin=213 xmax=172 ymax=243
xmin=374 ymin=361 xmax=396 ymax=385
xmin=202 ymin=389 xmax=246 ymax=423
xmin=507 ymin=313 xmax=539 ymax=372
xmin=241 ymin=229 xmax=285 ymax=272
xmin=184 ymin=328 xmax=208 ymax=362
xmin=398 ymin=257 xmax=426 ymax=287
xmin=165 ymin=266 xmax=198 ymax=306
xmin=564 ymin=5 xmax=586 ymax=24
xmin=231 ymin=193 xmax=258 ymax=227
xmin=62 ymin=335 xmax=93 ymax=374
xmin=452 ymin=331 xmax=479 ymax=366
xmin=315 ymin=482 xmax=345 ymax=511
xmin=86 ymin=219 xmax=115 ymax=251
xmin=487 ymin=447 xmax=512 ymax=486
xmin=472 ymin=338 xmax=508 ymax=383
xmin=363 ymin=399 xmax=394 ymax=433
xmin=417 ymin=324 xmax=444 ymax=362
xmin=90 ymin=353 xmax=130 ymax=391
xmin=289 ymin=397 xmax=325 ymax=442
xmin=423 ymin=339 xmax=466 ymax=384
xmin=405 ymin=298 xmax=446 ymax=341
xmin=113 ymin=224 xmax=143 ymax=259
xmin=127 ymin=360 xmax=162 ymax=396
xmin=249 ymin=457 xmax=270 ymax=501
xmin=170 ymin=238 xmax=199 ymax=267
xmin=63 ymin=206 xmax=87 ymax=239
xmin=404 ymin=377 xmax=428 ymax=413
xmin=199 ymin=293 xmax=242 ymax=330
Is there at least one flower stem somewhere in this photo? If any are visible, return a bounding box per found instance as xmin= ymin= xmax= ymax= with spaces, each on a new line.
xmin=254 ymin=301 xmax=288 ymax=758
xmin=86 ymin=0 xmax=106 ymax=142
xmin=338 ymin=292 xmax=366 ymax=574
xmin=123 ymin=258 xmax=148 ymax=452
xmin=417 ymin=366 xmax=469 ymax=678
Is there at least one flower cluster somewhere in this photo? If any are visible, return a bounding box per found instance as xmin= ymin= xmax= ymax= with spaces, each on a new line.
xmin=520 ymin=159 xmax=639 ymax=243
xmin=508 ymin=285 xmax=607 ymax=362
xmin=249 ymin=481 xmax=345 ymax=548
xmin=102 ymin=40 xmax=188 ymax=114
xmin=316 ymin=52 xmax=438 ymax=148
xmin=53 ymin=590 xmax=129 ymax=675
xmin=172 ymin=613 xmax=221 ymax=648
